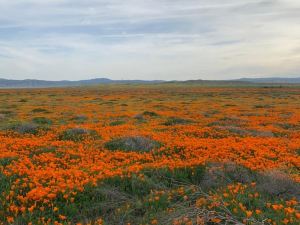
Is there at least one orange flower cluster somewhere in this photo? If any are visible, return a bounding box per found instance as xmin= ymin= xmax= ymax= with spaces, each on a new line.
xmin=195 ymin=182 xmax=299 ymax=224
xmin=0 ymin=86 xmax=299 ymax=223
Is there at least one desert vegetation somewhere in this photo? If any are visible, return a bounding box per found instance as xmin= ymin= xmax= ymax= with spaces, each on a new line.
xmin=0 ymin=84 xmax=299 ymax=224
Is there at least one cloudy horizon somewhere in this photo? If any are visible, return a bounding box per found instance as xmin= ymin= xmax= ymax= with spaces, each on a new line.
xmin=0 ymin=0 xmax=299 ymax=81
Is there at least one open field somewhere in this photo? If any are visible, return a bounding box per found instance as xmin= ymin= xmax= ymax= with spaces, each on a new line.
xmin=0 ymin=84 xmax=299 ymax=225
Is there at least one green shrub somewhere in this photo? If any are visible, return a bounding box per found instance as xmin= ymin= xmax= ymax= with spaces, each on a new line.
xmin=0 ymin=157 xmax=18 ymax=167
xmin=133 ymin=114 xmax=145 ymax=122
xmin=104 ymin=136 xmax=161 ymax=152
xmin=19 ymin=98 xmax=27 ymax=102
xmin=256 ymin=170 xmax=300 ymax=200
xmin=200 ymin=162 xmax=256 ymax=189
xmin=71 ymin=115 xmax=88 ymax=123
xmin=254 ymin=104 xmax=273 ymax=109
xmin=103 ymin=175 xmax=156 ymax=197
xmin=31 ymin=108 xmax=50 ymax=113
xmin=0 ymin=114 xmax=5 ymax=120
xmin=58 ymin=128 xmax=99 ymax=142
xmin=109 ymin=120 xmax=126 ymax=126
xmin=0 ymin=110 xmax=14 ymax=115
xmin=0 ymin=172 xmax=11 ymax=215
xmin=29 ymin=147 xmax=56 ymax=158
xmin=6 ymin=122 xmax=42 ymax=135
xmin=163 ymin=117 xmax=193 ymax=126
xmin=203 ymin=110 xmax=220 ymax=118
xmin=32 ymin=117 xmax=53 ymax=125
xmin=143 ymin=166 xmax=205 ymax=187
xmin=143 ymin=111 xmax=159 ymax=117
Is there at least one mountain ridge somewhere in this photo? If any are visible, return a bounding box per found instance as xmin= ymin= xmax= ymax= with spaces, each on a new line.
xmin=0 ymin=78 xmax=164 ymax=88
xmin=235 ymin=77 xmax=300 ymax=83
xmin=0 ymin=77 xmax=299 ymax=88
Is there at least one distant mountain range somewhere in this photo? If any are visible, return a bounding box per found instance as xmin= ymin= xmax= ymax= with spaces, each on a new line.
xmin=0 ymin=78 xmax=163 ymax=88
xmin=0 ymin=77 xmax=299 ymax=88
xmin=236 ymin=77 xmax=300 ymax=83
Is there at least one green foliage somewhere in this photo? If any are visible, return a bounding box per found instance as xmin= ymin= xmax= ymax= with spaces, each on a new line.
xmin=109 ymin=120 xmax=126 ymax=126
xmin=163 ymin=117 xmax=193 ymax=126
xmin=32 ymin=117 xmax=53 ymax=125
xmin=143 ymin=166 xmax=206 ymax=187
xmin=0 ymin=172 xmax=11 ymax=216
xmin=216 ymin=183 xmax=296 ymax=224
xmin=58 ymin=128 xmax=99 ymax=142
xmin=29 ymin=147 xmax=57 ymax=158
xmin=0 ymin=158 xmax=17 ymax=221
xmin=142 ymin=111 xmax=159 ymax=117
xmin=104 ymin=136 xmax=161 ymax=152
xmin=8 ymin=164 xmax=298 ymax=225
xmin=31 ymin=108 xmax=50 ymax=113
xmin=5 ymin=122 xmax=42 ymax=135
xmin=0 ymin=157 xmax=18 ymax=167
xmin=0 ymin=110 xmax=14 ymax=115
xmin=253 ymin=104 xmax=273 ymax=109
xmin=200 ymin=163 xmax=257 ymax=190
xmin=19 ymin=98 xmax=27 ymax=102
xmin=103 ymin=175 xmax=156 ymax=197
xmin=71 ymin=115 xmax=88 ymax=123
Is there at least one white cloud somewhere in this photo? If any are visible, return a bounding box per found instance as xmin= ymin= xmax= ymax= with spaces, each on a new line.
xmin=0 ymin=0 xmax=299 ymax=80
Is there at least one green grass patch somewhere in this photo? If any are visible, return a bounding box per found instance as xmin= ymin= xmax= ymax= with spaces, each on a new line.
xmin=142 ymin=111 xmax=159 ymax=117
xmin=32 ymin=117 xmax=53 ymax=125
xmin=31 ymin=108 xmax=50 ymax=113
xmin=109 ymin=120 xmax=126 ymax=126
xmin=58 ymin=128 xmax=99 ymax=142
xmin=163 ymin=117 xmax=193 ymax=126
xmin=104 ymin=136 xmax=161 ymax=152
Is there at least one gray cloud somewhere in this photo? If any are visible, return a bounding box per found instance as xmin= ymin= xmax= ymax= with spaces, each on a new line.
xmin=0 ymin=0 xmax=299 ymax=80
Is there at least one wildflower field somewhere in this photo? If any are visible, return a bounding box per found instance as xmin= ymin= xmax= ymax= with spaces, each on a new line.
xmin=0 ymin=84 xmax=299 ymax=225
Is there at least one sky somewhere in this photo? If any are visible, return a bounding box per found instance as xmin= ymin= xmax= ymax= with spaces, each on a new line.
xmin=0 ymin=0 xmax=299 ymax=81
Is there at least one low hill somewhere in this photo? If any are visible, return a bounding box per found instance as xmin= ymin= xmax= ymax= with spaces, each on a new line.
xmin=0 ymin=78 xmax=164 ymax=88
xmin=236 ymin=77 xmax=300 ymax=83
xmin=0 ymin=77 xmax=299 ymax=88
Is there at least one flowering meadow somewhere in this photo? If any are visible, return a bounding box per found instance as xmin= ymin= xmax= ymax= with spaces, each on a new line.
xmin=0 ymin=84 xmax=299 ymax=224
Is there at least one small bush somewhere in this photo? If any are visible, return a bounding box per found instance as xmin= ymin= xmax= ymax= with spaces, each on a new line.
xmin=208 ymin=116 xmax=246 ymax=127
xmin=32 ymin=117 xmax=53 ymax=125
xmin=19 ymin=99 xmax=27 ymax=102
xmin=0 ymin=110 xmax=14 ymax=119
xmin=109 ymin=120 xmax=126 ymax=126
xmin=104 ymin=136 xmax=161 ymax=152
xmin=216 ymin=126 xmax=249 ymax=136
xmin=254 ymin=104 xmax=273 ymax=109
xmin=0 ymin=110 xmax=14 ymax=115
xmin=203 ymin=110 xmax=219 ymax=118
xmin=7 ymin=122 xmax=41 ymax=135
xmin=133 ymin=114 xmax=144 ymax=121
xmin=143 ymin=111 xmax=159 ymax=117
xmin=216 ymin=126 xmax=274 ymax=137
xmin=256 ymin=170 xmax=300 ymax=200
xmin=163 ymin=117 xmax=193 ymax=126
xmin=0 ymin=114 xmax=5 ymax=120
xmin=0 ymin=157 xmax=18 ymax=167
xmin=200 ymin=162 xmax=256 ymax=189
xmin=29 ymin=147 xmax=56 ymax=158
xmin=144 ymin=166 xmax=205 ymax=186
xmin=249 ymin=129 xmax=274 ymax=137
xmin=58 ymin=128 xmax=99 ymax=142
xmin=276 ymin=123 xmax=299 ymax=130
xmin=31 ymin=108 xmax=50 ymax=113
xmin=103 ymin=175 xmax=156 ymax=197
xmin=71 ymin=115 xmax=88 ymax=123
xmin=0 ymin=171 xmax=11 ymax=211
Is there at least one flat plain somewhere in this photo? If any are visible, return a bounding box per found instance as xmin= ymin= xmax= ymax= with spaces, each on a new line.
xmin=0 ymin=84 xmax=299 ymax=224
